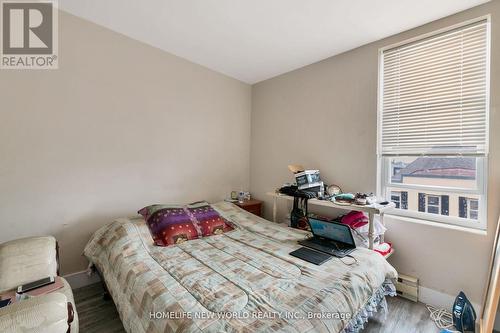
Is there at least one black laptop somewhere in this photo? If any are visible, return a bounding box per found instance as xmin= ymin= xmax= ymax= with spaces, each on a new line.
xmin=290 ymin=218 xmax=356 ymax=265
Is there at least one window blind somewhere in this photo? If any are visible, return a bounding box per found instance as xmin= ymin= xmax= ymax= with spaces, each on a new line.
xmin=380 ymin=19 xmax=489 ymax=156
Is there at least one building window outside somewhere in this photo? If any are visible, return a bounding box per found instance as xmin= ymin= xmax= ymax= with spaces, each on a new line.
xmin=426 ymin=195 xmax=440 ymax=214
xmin=391 ymin=191 xmax=408 ymax=210
xmin=418 ymin=193 xmax=449 ymax=216
xmin=459 ymin=197 xmax=479 ymax=220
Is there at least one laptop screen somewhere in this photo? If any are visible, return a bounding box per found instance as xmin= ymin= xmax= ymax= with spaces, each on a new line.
xmin=308 ymin=218 xmax=355 ymax=246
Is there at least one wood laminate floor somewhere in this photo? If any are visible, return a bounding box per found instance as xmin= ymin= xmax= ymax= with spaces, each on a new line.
xmin=74 ymin=283 xmax=440 ymax=333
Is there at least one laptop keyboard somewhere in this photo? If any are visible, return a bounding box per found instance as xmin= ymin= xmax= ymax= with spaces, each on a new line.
xmin=289 ymin=247 xmax=332 ymax=265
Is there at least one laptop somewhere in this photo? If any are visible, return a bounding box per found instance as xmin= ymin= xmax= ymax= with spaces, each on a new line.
xmin=297 ymin=218 xmax=356 ymax=259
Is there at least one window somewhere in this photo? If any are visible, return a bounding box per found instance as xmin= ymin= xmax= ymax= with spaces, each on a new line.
xmin=426 ymin=195 xmax=441 ymax=214
xmin=418 ymin=194 xmax=449 ymax=215
xmin=391 ymin=191 xmax=408 ymax=209
xmin=391 ymin=191 xmax=401 ymax=208
xmin=378 ymin=18 xmax=489 ymax=229
xmin=459 ymin=197 xmax=479 ymax=220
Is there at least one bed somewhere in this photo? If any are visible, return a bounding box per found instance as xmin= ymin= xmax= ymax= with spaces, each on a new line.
xmin=84 ymin=202 xmax=397 ymax=333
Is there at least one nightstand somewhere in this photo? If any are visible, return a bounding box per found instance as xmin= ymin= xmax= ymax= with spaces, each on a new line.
xmin=235 ymin=199 xmax=263 ymax=217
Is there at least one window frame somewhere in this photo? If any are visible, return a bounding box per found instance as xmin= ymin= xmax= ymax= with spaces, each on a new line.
xmin=390 ymin=191 xmax=402 ymax=209
xmin=425 ymin=195 xmax=441 ymax=215
xmin=376 ymin=16 xmax=490 ymax=231
xmin=390 ymin=190 xmax=408 ymax=210
xmin=468 ymin=199 xmax=479 ymax=218
xmin=463 ymin=197 xmax=480 ymax=220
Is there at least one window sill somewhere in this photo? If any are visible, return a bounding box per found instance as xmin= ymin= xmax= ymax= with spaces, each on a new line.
xmin=385 ymin=213 xmax=488 ymax=236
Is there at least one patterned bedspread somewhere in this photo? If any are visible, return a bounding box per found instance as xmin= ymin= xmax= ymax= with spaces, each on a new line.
xmin=84 ymin=202 xmax=397 ymax=333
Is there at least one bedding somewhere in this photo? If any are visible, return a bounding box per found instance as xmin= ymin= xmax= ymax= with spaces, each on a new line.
xmin=139 ymin=204 xmax=200 ymax=246
xmin=186 ymin=201 xmax=234 ymax=237
xmin=84 ymin=202 xmax=397 ymax=333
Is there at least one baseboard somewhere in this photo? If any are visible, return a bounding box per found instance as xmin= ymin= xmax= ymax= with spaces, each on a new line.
xmin=63 ymin=270 xmax=101 ymax=289
xmin=419 ymin=286 xmax=481 ymax=313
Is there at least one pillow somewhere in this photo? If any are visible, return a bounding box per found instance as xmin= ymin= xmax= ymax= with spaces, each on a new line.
xmin=186 ymin=201 xmax=234 ymax=237
xmin=138 ymin=204 xmax=201 ymax=246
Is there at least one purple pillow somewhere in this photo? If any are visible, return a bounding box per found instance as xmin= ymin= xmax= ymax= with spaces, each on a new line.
xmin=138 ymin=205 xmax=201 ymax=246
xmin=186 ymin=201 xmax=234 ymax=237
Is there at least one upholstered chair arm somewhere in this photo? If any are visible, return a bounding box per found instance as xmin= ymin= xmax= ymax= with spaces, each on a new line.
xmin=0 ymin=237 xmax=58 ymax=293
xmin=0 ymin=293 xmax=70 ymax=333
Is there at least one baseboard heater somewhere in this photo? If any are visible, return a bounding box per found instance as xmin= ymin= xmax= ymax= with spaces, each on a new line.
xmin=395 ymin=273 xmax=418 ymax=302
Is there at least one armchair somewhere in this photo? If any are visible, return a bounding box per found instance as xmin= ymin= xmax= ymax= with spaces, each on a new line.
xmin=0 ymin=236 xmax=78 ymax=333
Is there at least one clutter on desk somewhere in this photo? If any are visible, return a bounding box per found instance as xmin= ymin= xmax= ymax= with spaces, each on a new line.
xmin=287 ymin=164 xmax=305 ymax=174
xmin=287 ymin=165 xmax=325 ymax=197
xmin=283 ymin=207 xmax=390 ymax=251
xmin=339 ymin=211 xmax=387 ymax=248
xmin=238 ymin=191 xmax=251 ymax=202
xmin=280 ymin=164 xmax=378 ymax=230
xmin=226 ymin=190 xmax=251 ymax=203
xmin=283 ymin=164 xmax=380 ymax=206
xmin=279 ymin=183 xmax=318 ymax=229
xmin=326 ymin=184 xmax=342 ymax=196
xmin=333 ymin=193 xmax=355 ymax=204
xmin=332 ymin=192 xmax=377 ymax=205
xmin=354 ymin=193 xmax=368 ymax=205
xmin=281 ymin=164 xmax=392 ymax=252
xmin=279 ymin=184 xmax=316 ymax=199
xmin=295 ymin=170 xmax=322 ymax=190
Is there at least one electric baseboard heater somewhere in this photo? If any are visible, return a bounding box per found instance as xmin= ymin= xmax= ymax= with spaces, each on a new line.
xmin=395 ymin=273 xmax=419 ymax=302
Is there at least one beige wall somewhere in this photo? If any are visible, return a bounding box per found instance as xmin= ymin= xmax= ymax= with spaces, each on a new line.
xmin=0 ymin=11 xmax=251 ymax=274
xmin=251 ymin=1 xmax=500 ymax=305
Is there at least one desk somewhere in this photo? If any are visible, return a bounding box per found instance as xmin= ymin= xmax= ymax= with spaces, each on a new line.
xmin=267 ymin=191 xmax=395 ymax=257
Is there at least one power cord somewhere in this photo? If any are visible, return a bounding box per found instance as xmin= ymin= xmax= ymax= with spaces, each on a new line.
xmin=426 ymin=304 xmax=459 ymax=333
xmin=339 ymin=254 xmax=358 ymax=266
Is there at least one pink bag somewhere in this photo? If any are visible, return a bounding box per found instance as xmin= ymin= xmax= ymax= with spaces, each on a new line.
xmin=340 ymin=211 xmax=368 ymax=229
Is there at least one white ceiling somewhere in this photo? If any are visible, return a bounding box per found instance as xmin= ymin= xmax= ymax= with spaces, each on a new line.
xmin=60 ymin=0 xmax=489 ymax=84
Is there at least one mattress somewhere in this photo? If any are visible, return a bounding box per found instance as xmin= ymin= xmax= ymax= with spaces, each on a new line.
xmin=84 ymin=202 xmax=397 ymax=333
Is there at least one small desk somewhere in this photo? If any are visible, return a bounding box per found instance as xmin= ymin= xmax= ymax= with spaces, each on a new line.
xmin=267 ymin=191 xmax=395 ymax=257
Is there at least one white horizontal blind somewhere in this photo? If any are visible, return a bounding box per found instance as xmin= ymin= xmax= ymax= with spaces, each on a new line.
xmin=380 ymin=20 xmax=489 ymax=156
